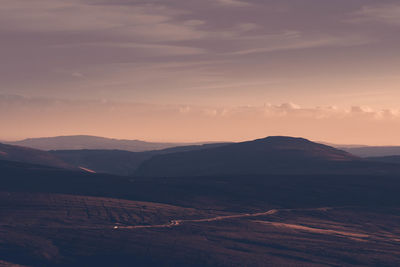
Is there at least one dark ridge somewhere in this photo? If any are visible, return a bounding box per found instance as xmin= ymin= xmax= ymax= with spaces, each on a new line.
xmin=49 ymin=143 xmax=229 ymax=176
xmin=0 ymin=142 xmax=73 ymax=169
xmin=134 ymin=136 xmax=398 ymax=177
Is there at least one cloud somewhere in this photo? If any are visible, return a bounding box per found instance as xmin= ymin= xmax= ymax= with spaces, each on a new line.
xmin=214 ymin=0 xmax=251 ymax=7
xmin=234 ymin=23 xmax=258 ymax=32
xmin=0 ymin=0 xmax=397 ymax=115
xmin=349 ymin=3 xmax=400 ymax=25
xmin=3 ymin=94 xmax=398 ymax=121
xmin=0 ymin=0 xmax=160 ymax=32
xmin=228 ymin=31 xmax=373 ymax=55
xmin=179 ymin=102 xmax=400 ymax=121
xmin=54 ymin=42 xmax=206 ymax=56
xmin=2 ymin=95 xmax=400 ymax=144
xmin=71 ymin=72 xmax=84 ymax=78
xmin=0 ymin=0 xmax=204 ymax=42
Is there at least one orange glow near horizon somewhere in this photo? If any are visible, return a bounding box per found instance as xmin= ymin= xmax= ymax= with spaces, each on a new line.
xmin=1 ymin=98 xmax=400 ymax=146
xmin=1 ymin=0 xmax=400 ymax=145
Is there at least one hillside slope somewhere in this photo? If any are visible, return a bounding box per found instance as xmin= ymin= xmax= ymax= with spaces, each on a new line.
xmin=50 ymin=143 xmax=228 ymax=176
xmin=0 ymin=143 xmax=73 ymax=169
xmin=135 ymin=136 xmax=367 ymax=177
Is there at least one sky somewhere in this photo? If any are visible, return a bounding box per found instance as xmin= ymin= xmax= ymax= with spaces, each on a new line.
xmin=1 ymin=0 xmax=400 ymax=144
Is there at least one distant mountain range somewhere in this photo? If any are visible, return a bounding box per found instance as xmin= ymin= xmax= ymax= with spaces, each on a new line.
xmin=320 ymin=142 xmax=400 ymax=157
xmin=6 ymin=135 xmax=214 ymax=152
xmin=3 ymin=136 xmax=400 ymax=177
xmin=7 ymin=135 xmax=400 ymax=158
xmin=135 ymin=136 xmax=395 ymax=177
xmin=339 ymin=146 xmax=400 ymax=157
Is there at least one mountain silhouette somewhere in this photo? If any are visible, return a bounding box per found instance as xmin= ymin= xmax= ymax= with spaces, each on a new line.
xmin=135 ymin=136 xmax=369 ymax=177
xmin=7 ymin=135 xmax=210 ymax=152
xmin=340 ymin=146 xmax=400 ymax=157
xmin=50 ymin=143 xmax=229 ymax=176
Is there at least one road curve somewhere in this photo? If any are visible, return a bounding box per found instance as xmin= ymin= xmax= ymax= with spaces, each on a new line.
xmin=114 ymin=209 xmax=278 ymax=229
xmin=113 ymin=207 xmax=338 ymax=230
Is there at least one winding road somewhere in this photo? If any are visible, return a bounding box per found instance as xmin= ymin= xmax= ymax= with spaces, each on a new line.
xmin=113 ymin=207 xmax=339 ymax=230
xmin=111 ymin=207 xmax=400 ymax=243
xmin=113 ymin=209 xmax=280 ymax=229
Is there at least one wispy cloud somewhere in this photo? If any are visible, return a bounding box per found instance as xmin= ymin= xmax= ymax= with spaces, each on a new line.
xmin=196 ymin=102 xmax=400 ymax=120
xmin=0 ymin=0 xmax=399 ymax=126
xmin=349 ymin=3 xmax=400 ymax=25
xmin=53 ymin=42 xmax=206 ymax=56
xmin=2 ymin=94 xmax=398 ymax=121
xmin=228 ymin=32 xmax=374 ymax=55
xmin=0 ymin=0 xmax=204 ymax=41
xmin=2 ymin=95 xmax=400 ymax=144
xmin=214 ymin=0 xmax=251 ymax=7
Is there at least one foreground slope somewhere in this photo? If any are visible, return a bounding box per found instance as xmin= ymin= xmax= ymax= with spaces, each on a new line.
xmin=1 ymin=192 xmax=399 ymax=267
xmin=135 ymin=136 xmax=366 ymax=177
xmin=1 ymin=164 xmax=400 ymax=267
xmin=2 ymin=156 xmax=400 ymax=266
xmin=3 ymin=158 xmax=400 ymax=211
xmin=366 ymin=155 xmax=400 ymax=164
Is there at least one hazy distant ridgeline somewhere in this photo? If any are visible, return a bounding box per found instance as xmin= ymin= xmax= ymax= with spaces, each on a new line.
xmin=135 ymin=136 xmax=400 ymax=177
xmin=135 ymin=136 xmax=373 ymax=177
xmin=7 ymin=135 xmax=211 ymax=152
xmin=340 ymin=146 xmax=400 ymax=157
xmin=8 ymin=135 xmax=400 ymax=158
xmin=4 ymin=136 xmax=400 ymax=177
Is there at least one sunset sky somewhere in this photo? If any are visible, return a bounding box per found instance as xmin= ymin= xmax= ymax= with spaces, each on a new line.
xmin=1 ymin=0 xmax=400 ymax=144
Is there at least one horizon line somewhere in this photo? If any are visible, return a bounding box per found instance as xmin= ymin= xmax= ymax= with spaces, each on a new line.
xmin=2 ymin=134 xmax=400 ymax=147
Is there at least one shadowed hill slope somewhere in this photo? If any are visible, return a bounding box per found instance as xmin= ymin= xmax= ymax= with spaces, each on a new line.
xmin=135 ymin=136 xmax=364 ymax=177
xmin=50 ymin=143 xmax=229 ymax=176
xmin=366 ymin=155 xmax=400 ymax=164
xmin=2 ymin=158 xmax=400 ymax=211
xmin=0 ymin=143 xmax=73 ymax=169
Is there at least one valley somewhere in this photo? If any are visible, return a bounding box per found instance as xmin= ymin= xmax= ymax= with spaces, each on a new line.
xmin=1 ymin=136 xmax=400 ymax=266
